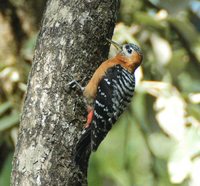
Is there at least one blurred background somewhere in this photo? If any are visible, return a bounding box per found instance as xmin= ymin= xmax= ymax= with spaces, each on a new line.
xmin=0 ymin=0 xmax=200 ymax=185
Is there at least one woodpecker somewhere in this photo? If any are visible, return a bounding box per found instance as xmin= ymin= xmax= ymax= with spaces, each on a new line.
xmin=75 ymin=39 xmax=143 ymax=170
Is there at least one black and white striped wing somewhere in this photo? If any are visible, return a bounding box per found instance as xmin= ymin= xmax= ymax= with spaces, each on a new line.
xmin=91 ymin=65 xmax=135 ymax=150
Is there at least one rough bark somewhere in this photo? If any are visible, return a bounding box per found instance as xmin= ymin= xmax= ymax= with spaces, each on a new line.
xmin=11 ymin=0 xmax=120 ymax=185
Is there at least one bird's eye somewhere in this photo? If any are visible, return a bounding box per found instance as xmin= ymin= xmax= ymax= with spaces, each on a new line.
xmin=127 ymin=48 xmax=132 ymax=54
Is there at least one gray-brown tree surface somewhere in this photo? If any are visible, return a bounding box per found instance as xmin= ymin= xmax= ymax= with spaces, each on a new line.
xmin=11 ymin=0 xmax=120 ymax=185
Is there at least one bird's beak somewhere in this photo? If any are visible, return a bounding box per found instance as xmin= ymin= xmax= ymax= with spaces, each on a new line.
xmin=106 ymin=38 xmax=123 ymax=50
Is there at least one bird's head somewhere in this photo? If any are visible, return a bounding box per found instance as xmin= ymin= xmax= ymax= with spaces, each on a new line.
xmin=107 ymin=39 xmax=143 ymax=72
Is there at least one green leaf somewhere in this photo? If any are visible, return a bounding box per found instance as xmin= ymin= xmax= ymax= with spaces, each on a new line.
xmin=0 ymin=102 xmax=12 ymax=116
xmin=148 ymin=133 xmax=174 ymax=159
xmin=187 ymin=104 xmax=200 ymax=122
xmin=168 ymin=18 xmax=199 ymax=46
xmin=0 ymin=112 xmax=19 ymax=131
xmin=21 ymin=33 xmax=37 ymax=60
xmin=134 ymin=12 xmax=165 ymax=29
xmin=0 ymin=152 xmax=13 ymax=186
xmin=150 ymin=0 xmax=190 ymax=14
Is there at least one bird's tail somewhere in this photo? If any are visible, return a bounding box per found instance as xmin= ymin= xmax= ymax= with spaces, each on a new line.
xmin=74 ymin=127 xmax=92 ymax=172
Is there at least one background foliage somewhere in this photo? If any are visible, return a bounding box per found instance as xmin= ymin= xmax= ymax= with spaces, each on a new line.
xmin=0 ymin=0 xmax=200 ymax=185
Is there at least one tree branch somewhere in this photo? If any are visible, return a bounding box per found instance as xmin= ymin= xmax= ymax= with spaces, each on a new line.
xmin=11 ymin=0 xmax=120 ymax=185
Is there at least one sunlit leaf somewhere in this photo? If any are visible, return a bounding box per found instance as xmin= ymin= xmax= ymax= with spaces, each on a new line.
xmin=168 ymin=153 xmax=191 ymax=184
xmin=190 ymin=158 xmax=200 ymax=186
xmin=168 ymin=126 xmax=200 ymax=184
xmin=150 ymin=33 xmax=172 ymax=65
xmin=155 ymin=89 xmax=186 ymax=140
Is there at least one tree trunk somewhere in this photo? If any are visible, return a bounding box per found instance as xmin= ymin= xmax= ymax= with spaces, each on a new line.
xmin=11 ymin=0 xmax=119 ymax=185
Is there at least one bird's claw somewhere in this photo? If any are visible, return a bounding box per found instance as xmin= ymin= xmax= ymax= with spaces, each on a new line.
xmin=67 ymin=80 xmax=84 ymax=92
